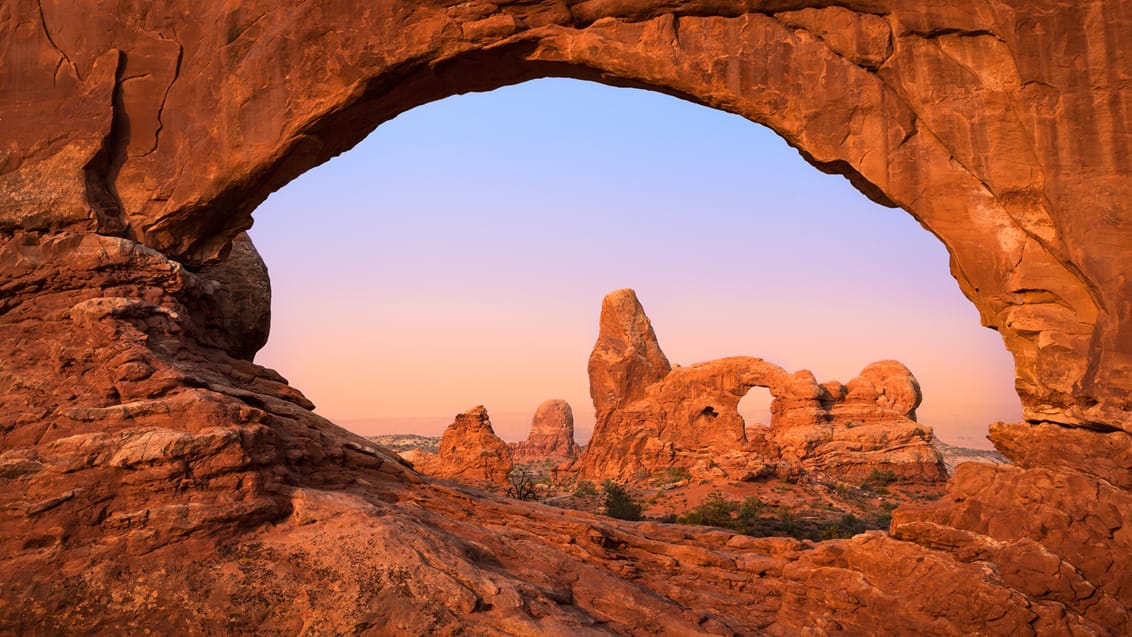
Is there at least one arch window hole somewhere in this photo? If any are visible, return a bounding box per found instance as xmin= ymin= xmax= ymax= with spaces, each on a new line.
xmin=248 ymin=78 xmax=1022 ymax=450
xmin=738 ymin=387 xmax=774 ymax=430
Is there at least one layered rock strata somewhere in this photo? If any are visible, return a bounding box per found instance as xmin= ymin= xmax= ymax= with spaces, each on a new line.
xmin=577 ymin=289 xmax=946 ymax=482
xmin=1 ymin=1 xmax=1130 ymax=634
xmin=511 ymin=399 xmax=583 ymax=465
xmin=414 ymin=406 xmax=514 ymax=489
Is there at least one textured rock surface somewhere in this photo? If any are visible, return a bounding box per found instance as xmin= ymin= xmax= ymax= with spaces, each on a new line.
xmin=511 ymin=399 xmax=582 ymax=465
xmin=3 ymin=0 xmax=1128 ymax=429
xmin=191 ymin=233 xmax=271 ymax=361
xmin=415 ymin=406 xmax=514 ymax=489
xmin=1 ymin=1 xmax=1130 ymax=634
xmin=577 ymin=290 xmax=946 ymax=482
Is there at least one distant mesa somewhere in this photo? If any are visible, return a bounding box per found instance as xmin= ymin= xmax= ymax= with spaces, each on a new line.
xmin=414 ymin=406 xmax=513 ymax=489
xmin=510 ymin=399 xmax=583 ymax=465
xmin=572 ymin=289 xmax=947 ymax=483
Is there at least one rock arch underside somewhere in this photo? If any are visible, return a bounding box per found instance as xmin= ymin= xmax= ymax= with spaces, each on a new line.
xmin=1 ymin=1 xmax=1130 ymax=634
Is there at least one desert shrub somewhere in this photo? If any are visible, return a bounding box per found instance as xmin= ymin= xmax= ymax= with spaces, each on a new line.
xmin=866 ymin=469 xmax=898 ymax=486
xmin=507 ymin=468 xmax=539 ymax=501
xmin=737 ymin=496 xmax=764 ymax=526
xmin=652 ymin=466 xmax=692 ymax=485
xmin=676 ymin=510 xmax=705 ymax=525
xmin=776 ymin=509 xmax=798 ymax=534
xmin=819 ymin=523 xmax=847 ymax=540
xmin=699 ymin=491 xmax=739 ymax=528
xmin=872 ymin=510 xmax=893 ymax=529
xmin=676 ymin=492 xmax=757 ymax=530
xmin=602 ymin=480 xmax=643 ymax=521
xmin=573 ymin=480 xmax=598 ymax=497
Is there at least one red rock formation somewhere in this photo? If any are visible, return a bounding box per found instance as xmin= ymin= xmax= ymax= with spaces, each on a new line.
xmin=415 ymin=406 xmax=513 ymax=489
xmin=773 ymin=360 xmax=945 ymax=480
xmin=577 ymin=290 xmax=946 ymax=482
xmin=588 ymin=290 xmax=673 ymax=415
xmin=1 ymin=1 xmax=1130 ymax=634
xmin=511 ymin=399 xmax=582 ymax=465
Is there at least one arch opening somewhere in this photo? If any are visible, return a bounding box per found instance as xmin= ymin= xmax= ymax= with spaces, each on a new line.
xmin=248 ymin=78 xmax=1022 ymax=450
xmin=738 ymin=386 xmax=774 ymax=430
xmin=3 ymin=3 xmax=1129 ymax=632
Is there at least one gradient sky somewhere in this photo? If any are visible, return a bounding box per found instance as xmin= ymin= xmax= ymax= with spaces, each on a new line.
xmin=248 ymin=78 xmax=1021 ymax=449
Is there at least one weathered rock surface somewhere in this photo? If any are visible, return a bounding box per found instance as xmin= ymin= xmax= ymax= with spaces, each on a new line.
xmin=414 ymin=406 xmax=514 ymax=489
xmin=576 ymin=290 xmax=946 ymax=482
xmin=191 ymin=232 xmax=272 ymax=361
xmin=1 ymin=1 xmax=1130 ymax=634
xmin=932 ymin=438 xmax=1011 ymax=475
xmin=511 ymin=399 xmax=583 ymax=465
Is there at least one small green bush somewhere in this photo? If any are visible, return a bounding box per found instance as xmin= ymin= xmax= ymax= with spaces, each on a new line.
xmin=737 ymin=496 xmax=764 ymax=526
xmin=573 ymin=480 xmax=598 ymax=497
xmin=866 ymin=468 xmax=898 ymax=486
xmin=699 ymin=491 xmax=739 ymax=528
xmin=652 ymin=466 xmax=692 ymax=485
xmin=873 ymin=511 xmax=893 ymax=529
xmin=676 ymin=510 xmax=705 ymax=525
xmin=602 ymin=480 xmax=643 ymax=521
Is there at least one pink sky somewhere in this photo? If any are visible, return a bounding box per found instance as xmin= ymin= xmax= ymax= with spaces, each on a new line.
xmin=249 ymin=79 xmax=1021 ymax=450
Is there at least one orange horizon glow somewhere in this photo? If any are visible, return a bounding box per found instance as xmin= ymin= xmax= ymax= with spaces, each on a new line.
xmin=250 ymin=79 xmax=1021 ymax=451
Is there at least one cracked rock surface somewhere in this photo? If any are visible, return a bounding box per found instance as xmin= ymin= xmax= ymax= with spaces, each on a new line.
xmin=1 ymin=1 xmax=1130 ymax=634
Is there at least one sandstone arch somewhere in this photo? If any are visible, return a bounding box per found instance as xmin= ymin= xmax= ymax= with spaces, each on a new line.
xmin=2 ymin=1 xmax=1131 ymax=633
xmin=3 ymin=1 xmax=1127 ymax=431
xmin=578 ymin=289 xmax=945 ymax=481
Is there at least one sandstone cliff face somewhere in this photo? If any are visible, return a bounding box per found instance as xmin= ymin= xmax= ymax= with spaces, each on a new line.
xmin=415 ymin=406 xmax=513 ymax=489
xmin=511 ymin=399 xmax=582 ymax=465
xmin=576 ymin=290 xmax=946 ymax=482
xmin=1 ymin=1 xmax=1130 ymax=634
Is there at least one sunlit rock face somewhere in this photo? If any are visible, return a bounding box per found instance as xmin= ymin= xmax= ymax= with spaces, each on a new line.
xmin=511 ymin=399 xmax=583 ymax=465
xmin=414 ymin=406 xmax=514 ymax=489
xmin=1 ymin=1 xmax=1129 ymax=633
xmin=576 ymin=289 xmax=946 ymax=482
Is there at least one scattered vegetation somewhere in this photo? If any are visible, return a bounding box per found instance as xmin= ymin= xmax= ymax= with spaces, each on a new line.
xmin=602 ymin=480 xmax=643 ymax=521
xmin=573 ymin=480 xmax=598 ymax=497
xmin=673 ymin=490 xmax=889 ymax=541
xmin=860 ymin=469 xmax=900 ymax=495
xmin=650 ymin=466 xmax=692 ymax=486
xmin=366 ymin=434 xmax=441 ymax=455
xmin=862 ymin=468 xmax=898 ymax=487
xmin=507 ymin=467 xmax=539 ymax=501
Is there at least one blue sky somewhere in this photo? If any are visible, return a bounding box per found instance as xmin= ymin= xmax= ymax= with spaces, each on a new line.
xmin=249 ymin=78 xmax=1020 ymax=448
